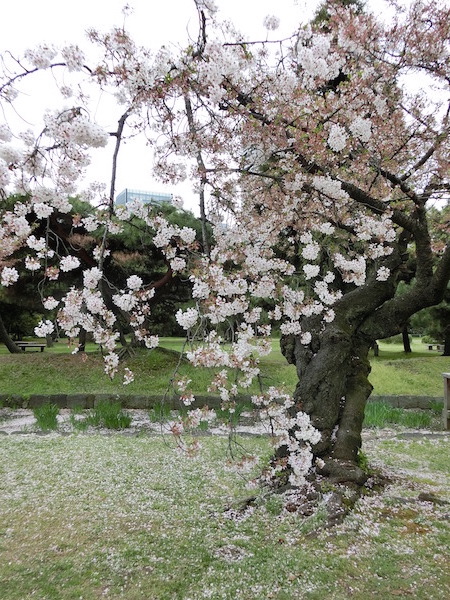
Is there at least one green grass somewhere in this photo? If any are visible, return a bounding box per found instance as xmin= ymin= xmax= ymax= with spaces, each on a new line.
xmin=148 ymin=400 xmax=174 ymax=423
xmin=0 ymin=337 xmax=448 ymax=398
xmin=0 ymin=345 xmax=189 ymax=396
xmin=364 ymin=402 xmax=434 ymax=428
xmin=72 ymin=400 xmax=133 ymax=430
xmin=33 ymin=402 xmax=59 ymax=431
xmin=368 ymin=339 xmax=449 ymax=396
xmin=0 ymin=434 xmax=448 ymax=599
xmin=0 ymin=341 xmax=289 ymax=397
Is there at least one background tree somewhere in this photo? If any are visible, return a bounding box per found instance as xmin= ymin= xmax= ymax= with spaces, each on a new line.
xmin=0 ymin=194 xmax=204 ymax=351
xmin=412 ymin=287 xmax=450 ymax=355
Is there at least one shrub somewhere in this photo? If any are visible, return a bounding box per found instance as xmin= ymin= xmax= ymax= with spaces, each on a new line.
xmin=430 ymin=400 xmax=444 ymax=414
xmin=68 ymin=404 xmax=89 ymax=431
xmin=421 ymin=335 xmax=443 ymax=344
xmin=383 ymin=334 xmax=412 ymax=345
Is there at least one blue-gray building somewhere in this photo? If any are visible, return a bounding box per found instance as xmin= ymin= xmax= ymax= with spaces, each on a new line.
xmin=116 ymin=188 xmax=173 ymax=206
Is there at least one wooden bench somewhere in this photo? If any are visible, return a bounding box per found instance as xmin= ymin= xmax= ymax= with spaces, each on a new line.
xmin=444 ymin=373 xmax=450 ymax=431
xmin=16 ymin=342 xmax=46 ymax=352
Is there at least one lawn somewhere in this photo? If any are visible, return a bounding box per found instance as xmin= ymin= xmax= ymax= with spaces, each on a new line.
xmin=0 ymin=337 xmax=448 ymax=398
xmin=1 ymin=337 xmax=449 ymax=598
xmin=0 ymin=433 xmax=449 ymax=599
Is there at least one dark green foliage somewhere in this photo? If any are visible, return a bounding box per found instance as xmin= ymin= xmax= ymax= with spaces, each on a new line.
xmin=1 ymin=195 xmax=208 ymax=345
xmin=313 ymin=0 xmax=366 ymax=26
xmin=0 ymin=302 xmax=41 ymax=339
xmin=68 ymin=400 xmax=133 ymax=430
xmin=411 ymin=285 xmax=450 ymax=354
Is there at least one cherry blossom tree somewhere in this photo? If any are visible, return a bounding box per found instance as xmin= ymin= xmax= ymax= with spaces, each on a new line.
xmin=1 ymin=0 xmax=449 ymax=509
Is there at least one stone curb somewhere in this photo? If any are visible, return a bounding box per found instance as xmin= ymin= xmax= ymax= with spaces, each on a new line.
xmin=0 ymin=393 xmax=442 ymax=410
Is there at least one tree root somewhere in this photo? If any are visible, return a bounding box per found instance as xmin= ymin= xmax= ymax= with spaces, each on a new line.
xmin=224 ymin=467 xmax=391 ymax=529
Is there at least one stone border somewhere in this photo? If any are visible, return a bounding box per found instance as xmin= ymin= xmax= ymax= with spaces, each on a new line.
xmin=0 ymin=393 xmax=442 ymax=410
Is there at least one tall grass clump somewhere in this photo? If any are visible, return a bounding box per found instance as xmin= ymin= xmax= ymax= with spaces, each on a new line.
xmin=88 ymin=399 xmax=132 ymax=429
xmin=148 ymin=400 xmax=173 ymax=423
xmin=33 ymin=402 xmax=59 ymax=431
xmin=69 ymin=404 xmax=89 ymax=432
xmin=364 ymin=402 xmax=432 ymax=429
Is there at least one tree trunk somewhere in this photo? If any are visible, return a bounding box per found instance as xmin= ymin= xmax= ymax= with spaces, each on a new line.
xmin=402 ymin=324 xmax=412 ymax=353
xmin=281 ymin=324 xmax=373 ymax=487
xmin=78 ymin=328 xmax=87 ymax=352
xmin=443 ymin=324 xmax=450 ymax=357
xmin=0 ymin=310 xmax=21 ymax=353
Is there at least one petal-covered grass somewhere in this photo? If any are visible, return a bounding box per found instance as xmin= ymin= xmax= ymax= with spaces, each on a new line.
xmin=0 ymin=433 xmax=449 ymax=599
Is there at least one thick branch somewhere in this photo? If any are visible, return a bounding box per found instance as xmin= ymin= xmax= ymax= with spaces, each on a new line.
xmin=109 ymin=109 xmax=132 ymax=215
xmin=340 ymin=181 xmax=416 ymax=232
xmin=361 ymin=243 xmax=450 ymax=340
xmin=375 ymin=166 xmax=422 ymax=204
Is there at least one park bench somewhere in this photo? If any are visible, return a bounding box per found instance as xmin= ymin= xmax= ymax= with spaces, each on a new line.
xmin=16 ymin=342 xmax=46 ymax=352
xmin=428 ymin=344 xmax=444 ymax=352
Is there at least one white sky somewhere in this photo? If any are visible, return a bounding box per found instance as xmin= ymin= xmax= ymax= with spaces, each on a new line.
xmin=0 ymin=0 xmax=398 ymax=212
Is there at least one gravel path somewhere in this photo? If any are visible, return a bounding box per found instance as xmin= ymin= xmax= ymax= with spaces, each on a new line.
xmin=1 ymin=407 xmax=449 ymax=439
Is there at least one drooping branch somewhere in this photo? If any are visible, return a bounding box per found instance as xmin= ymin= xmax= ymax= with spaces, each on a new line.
xmin=0 ymin=59 xmax=92 ymax=99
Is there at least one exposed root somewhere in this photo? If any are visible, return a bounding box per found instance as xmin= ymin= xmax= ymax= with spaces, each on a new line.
xmin=225 ymin=465 xmax=392 ymax=529
xmin=317 ymin=457 xmax=368 ymax=486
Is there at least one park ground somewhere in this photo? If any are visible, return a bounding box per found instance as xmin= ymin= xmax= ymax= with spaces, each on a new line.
xmin=0 ymin=337 xmax=449 ymax=599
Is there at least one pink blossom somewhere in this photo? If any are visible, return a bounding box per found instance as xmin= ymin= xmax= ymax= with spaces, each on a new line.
xmin=328 ymin=123 xmax=348 ymax=152
xmin=60 ymin=256 xmax=80 ymax=272
xmin=175 ymin=307 xmax=199 ymax=330
xmin=126 ymin=275 xmax=143 ymax=290
xmin=25 ymin=256 xmax=41 ymax=271
xmin=33 ymin=203 xmax=54 ymax=219
xmin=34 ymin=320 xmax=54 ymax=337
xmin=43 ymin=296 xmax=59 ymax=310
xmin=376 ymin=266 xmax=390 ymax=281
xmin=1 ymin=267 xmax=19 ymax=287
xmin=263 ymin=15 xmax=280 ymax=31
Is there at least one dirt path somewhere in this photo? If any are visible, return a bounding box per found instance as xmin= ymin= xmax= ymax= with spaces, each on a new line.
xmin=1 ymin=407 xmax=449 ymax=441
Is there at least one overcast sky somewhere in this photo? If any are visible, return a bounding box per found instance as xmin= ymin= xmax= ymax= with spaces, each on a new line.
xmin=0 ymin=0 xmax=399 ymax=212
xmin=1 ymin=1 xmax=322 ymax=50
